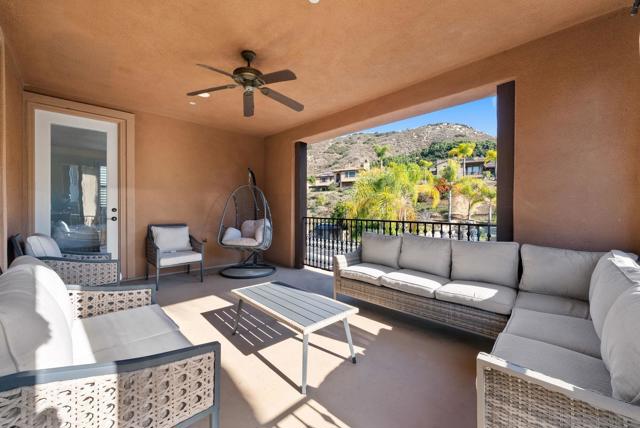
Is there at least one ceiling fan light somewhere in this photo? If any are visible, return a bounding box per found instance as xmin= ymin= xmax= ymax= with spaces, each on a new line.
xmin=197 ymin=92 xmax=211 ymax=98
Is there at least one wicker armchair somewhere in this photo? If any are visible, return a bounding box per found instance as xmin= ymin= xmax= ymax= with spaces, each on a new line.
xmin=0 ymin=269 xmax=221 ymax=428
xmin=146 ymin=224 xmax=205 ymax=288
xmin=10 ymin=233 xmax=120 ymax=286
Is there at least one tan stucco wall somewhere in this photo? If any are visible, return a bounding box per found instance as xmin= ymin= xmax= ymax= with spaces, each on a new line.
xmin=133 ymin=112 xmax=265 ymax=278
xmin=264 ymin=9 xmax=640 ymax=266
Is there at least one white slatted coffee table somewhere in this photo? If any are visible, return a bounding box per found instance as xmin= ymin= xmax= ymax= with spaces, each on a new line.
xmin=231 ymin=281 xmax=358 ymax=394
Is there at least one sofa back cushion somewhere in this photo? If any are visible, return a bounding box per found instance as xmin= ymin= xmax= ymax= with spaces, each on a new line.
xmin=519 ymin=244 xmax=603 ymax=301
xmin=589 ymin=251 xmax=639 ymax=338
xmin=0 ymin=264 xmax=73 ymax=375
xmin=451 ymin=241 xmax=519 ymax=288
xmin=151 ymin=225 xmax=191 ymax=252
xmin=25 ymin=233 xmax=62 ymax=258
xmin=361 ymin=232 xmax=402 ymax=268
xmin=600 ymin=284 xmax=640 ymax=404
xmin=399 ymin=234 xmax=451 ymax=278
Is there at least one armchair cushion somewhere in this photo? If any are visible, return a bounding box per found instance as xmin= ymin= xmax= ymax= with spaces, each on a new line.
xmin=158 ymin=250 xmax=203 ymax=267
xmin=71 ymin=304 xmax=189 ymax=364
xmin=398 ymin=233 xmax=451 ymax=277
xmin=151 ymin=225 xmax=192 ymax=252
xmin=519 ymin=244 xmax=604 ymax=300
xmin=492 ymin=333 xmax=612 ymax=396
xmin=361 ymin=232 xmax=402 ymax=268
xmin=24 ymin=233 xmax=63 ymax=258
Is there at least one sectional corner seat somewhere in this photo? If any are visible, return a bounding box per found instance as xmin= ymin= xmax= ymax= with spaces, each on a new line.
xmin=0 ymin=256 xmax=221 ymax=428
xmin=334 ymin=233 xmax=640 ymax=426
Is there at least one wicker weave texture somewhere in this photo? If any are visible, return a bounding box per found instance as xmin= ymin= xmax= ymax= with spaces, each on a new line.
xmin=69 ymin=288 xmax=153 ymax=319
xmin=0 ymin=353 xmax=215 ymax=428
xmin=44 ymin=259 xmax=119 ymax=286
xmin=337 ymin=278 xmax=507 ymax=338
xmin=482 ymin=368 xmax=640 ymax=428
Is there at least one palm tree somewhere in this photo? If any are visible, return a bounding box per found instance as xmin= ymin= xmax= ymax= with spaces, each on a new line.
xmin=448 ymin=142 xmax=476 ymax=176
xmin=481 ymin=184 xmax=497 ymax=224
xmin=441 ymin=159 xmax=459 ymax=222
xmin=373 ymin=145 xmax=389 ymax=168
xmin=454 ymin=176 xmax=486 ymax=221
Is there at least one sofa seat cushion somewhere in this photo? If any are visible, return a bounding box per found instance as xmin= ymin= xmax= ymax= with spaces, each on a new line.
xmin=398 ymin=234 xmax=451 ymax=277
xmin=519 ymin=244 xmax=604 ymax=301
xmin=158 ymin=250 xmax=202 ymax=267
xmin=450 ymin=241 xmax=519 ymax=288
xmin=504 ymin=308 xmax=601 ymax=358
xmin=434 ymin=280 xmax=516 ymax=315
xmin=380 ymin=269 xmax=448 ymax=298
xmin=361 ymin=233 xmax=402 ymax=268
xmin=514 ymin=291 xmax=589 ymax=319
xmin=71 ymin=304 xmax=186 ymax=364
xmin=589 ymin=250 xmax=639 ymax=339
xmin=341 ymin=263 xmax=395 ymax=286
xmin=492 ymin=333 xmax=612 ymax=396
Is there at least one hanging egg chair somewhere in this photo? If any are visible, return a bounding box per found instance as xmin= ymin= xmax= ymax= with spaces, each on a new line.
xmin=217 ymin=169 xmax=275 ymax=279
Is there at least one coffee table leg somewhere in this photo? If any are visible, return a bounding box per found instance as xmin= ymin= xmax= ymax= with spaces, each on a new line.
xmin=232 ymin=299 xmax=244 ymax=335
xmin=301 ymin=333 xmax=309 ymax=394
xmin=343 ymin=318 xmax=356 ymax=364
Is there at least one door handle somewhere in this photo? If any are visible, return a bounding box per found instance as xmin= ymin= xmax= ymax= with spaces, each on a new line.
xmin=111 ymin=216 xmax=118 ymax=221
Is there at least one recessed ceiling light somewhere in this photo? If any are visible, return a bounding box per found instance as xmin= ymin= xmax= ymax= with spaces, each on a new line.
xmin=189 ymin=101 xmax=196 ymax=105
xmin=197 ymin=92 xmax=210 ymax=98
xmin=309 ymin=0 xmax=319 ymax=3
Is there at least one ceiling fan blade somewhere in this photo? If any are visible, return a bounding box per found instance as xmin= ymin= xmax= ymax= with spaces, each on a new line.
xmin=261 ymin=69 xmax=297 ymax=84
xmin=259 ymin=87 xmax=304 ymax=112
xmin=196 ymin=63 xmax=235 ymax=78
xmin=186 ymin=84 xmax=237 ymax=97
xmin=243 ymin=91 xmax=254 ymax=117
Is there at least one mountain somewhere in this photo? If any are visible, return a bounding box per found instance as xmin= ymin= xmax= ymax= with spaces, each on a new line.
xmin=307 ymin=123 xmax=495 ymax=175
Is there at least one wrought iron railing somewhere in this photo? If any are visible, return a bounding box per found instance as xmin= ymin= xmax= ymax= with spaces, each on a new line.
xmin=303 ymin=216 xmax=497 ymax=271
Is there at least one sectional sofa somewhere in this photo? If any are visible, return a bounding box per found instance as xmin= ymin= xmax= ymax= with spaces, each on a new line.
xmin=0 ymin=256 xmax=220 ymax=428
xmin=333 ymin=232 xmax=640 ymax=427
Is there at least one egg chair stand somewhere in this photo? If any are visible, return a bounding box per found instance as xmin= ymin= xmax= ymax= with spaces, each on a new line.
xmin=218 ymin=169 xmax=276 ymax=279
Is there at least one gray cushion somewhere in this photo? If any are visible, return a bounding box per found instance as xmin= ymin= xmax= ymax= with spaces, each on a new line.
xmin=361 ymin=233 xmax=402 ymax=268
xmin=72 ymin=304 xmax=188 ymax=364
xmin=158 ymin=250 xmax=203 ymax=267
xmin=25 ymin=233 xmax=62 ymax=258
xmin=450 ymin=241 xmax=519 ymax=288
xmin=379 ymin=269 xmax=448 ymax=298
xmin=151 ymin=225 xmax=192 ymax=252
xmin=398 ymin=234 xmax=451 ymax=277
xmin=600 ymin=285 xmax=640 ymax=403
xmin=504 ymin=308 xmax=601 ymax=358
xmin=0 ymin=264 xmax=73 ymax=375
xmin=435 ymin=280 xmax=517 ymax=315
xmin=492 ymin=333 xmax=612 ymax=396
xmin=514 ymin=291 xmax=589 ymax=319
xmin=341 ymin=263 xmax=395 ymax=286
xmin=589 ymin=250 xmax=639 ymax=339
xmin=519 ymin=244 xmax=604 ymax=300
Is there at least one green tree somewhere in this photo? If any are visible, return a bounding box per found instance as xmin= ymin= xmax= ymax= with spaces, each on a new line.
xmin=373 ymin=145 xmax=389 ymax=168
xmin=481 ymin=184 xmax=497 ymax=224
xmin=331 ymin=201 xmax=349 ymax=219
xmin=484 ymin=148 xmax=497 ymax=179
xmin=454 ymin=176 xmax=486 ymax=221
xmin=307 ymin=176 xmax=316 ymax=185
xmin=440 ymin=159 xmax=459 ymax=222
xmin=448 ymin=142 xmax=476 ymax=176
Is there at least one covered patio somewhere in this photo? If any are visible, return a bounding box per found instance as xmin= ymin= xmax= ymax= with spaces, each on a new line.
xmin=0 ymin=1 xmax=639 ymax=427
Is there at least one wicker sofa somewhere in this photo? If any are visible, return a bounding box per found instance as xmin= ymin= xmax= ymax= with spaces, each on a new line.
xmin=0 ymin=255 xmax=220 ymax=428
xmin=333 ymin=233 xmax=640 ymax=427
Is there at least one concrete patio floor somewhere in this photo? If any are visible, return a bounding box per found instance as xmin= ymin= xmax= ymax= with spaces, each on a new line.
xmin=133 ymin=266 xmax=492 ymax=428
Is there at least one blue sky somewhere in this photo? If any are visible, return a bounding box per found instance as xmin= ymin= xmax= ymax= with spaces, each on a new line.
xmin=362 ymin=96 xmax=497 ymax=137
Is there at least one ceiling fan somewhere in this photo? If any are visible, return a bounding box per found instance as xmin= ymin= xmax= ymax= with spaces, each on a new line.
xmin=187 ymin=50 xmax=304 ymax=117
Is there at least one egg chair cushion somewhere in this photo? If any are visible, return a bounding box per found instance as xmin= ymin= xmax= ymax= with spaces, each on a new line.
xmin=222 ymin=237 xmax=260 ymax=247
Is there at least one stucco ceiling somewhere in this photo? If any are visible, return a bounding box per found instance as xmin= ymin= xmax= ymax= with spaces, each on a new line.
xmin=0 ymin=0 xmax=627 ymax=137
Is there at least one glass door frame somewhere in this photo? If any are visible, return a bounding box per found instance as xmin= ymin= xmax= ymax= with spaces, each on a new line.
xmin=34 ymin=109 xmax=119 ymax=256
xmin=25 ymin=93 xmax=136 ymax=278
